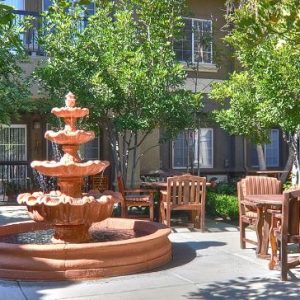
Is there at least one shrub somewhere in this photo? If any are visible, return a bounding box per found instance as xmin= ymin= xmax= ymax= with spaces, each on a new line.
xmin=206 ymin=182 xmax=239 ymax=220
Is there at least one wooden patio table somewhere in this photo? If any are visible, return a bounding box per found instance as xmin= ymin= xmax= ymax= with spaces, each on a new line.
xmin=244 ymin=194 xmax=283 ymax=258
xmin=248 ymin=170 xmax=289 ymax=179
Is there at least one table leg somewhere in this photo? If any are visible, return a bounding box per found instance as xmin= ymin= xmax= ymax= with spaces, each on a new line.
xmin=256 ymin=206 xmax=264 ymax=256
xmin=260 ymin=207 xmax=271 ymax=257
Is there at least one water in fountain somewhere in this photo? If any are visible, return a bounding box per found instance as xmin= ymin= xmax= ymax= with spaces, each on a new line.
xmin=50 ymin=141 xmax=62 ymax=161
xmin=32 ymin=170 xmax=57 ymax=193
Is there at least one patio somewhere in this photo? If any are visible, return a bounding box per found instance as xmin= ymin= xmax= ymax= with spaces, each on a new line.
xmin=1 ymin=206 xmax=299 ymax=300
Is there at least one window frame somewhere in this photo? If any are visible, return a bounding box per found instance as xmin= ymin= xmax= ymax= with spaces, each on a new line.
xmin=174 ymin=17 xmax=213 ymax=65
xmin=172 ymin=128 xmax=214 ymax=169
xmin=251 ymin=129 xmax=280 ymax=168
xmin=0 ymin=124 xmax=27 ymax=161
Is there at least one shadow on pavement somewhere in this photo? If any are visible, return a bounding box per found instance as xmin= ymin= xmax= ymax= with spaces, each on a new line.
xmin=186 ymin=276 xmax=300 ymax=299
xmin=158 ymin=240 xmax=226 ymax=270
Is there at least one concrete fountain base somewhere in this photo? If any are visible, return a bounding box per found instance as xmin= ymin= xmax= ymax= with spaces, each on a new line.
xmin=0 ymin=218 xmax=172 ymax=281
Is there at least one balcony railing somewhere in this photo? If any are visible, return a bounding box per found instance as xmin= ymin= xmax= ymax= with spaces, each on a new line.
xmin=13 ymin=10 xmax=44 ymax=56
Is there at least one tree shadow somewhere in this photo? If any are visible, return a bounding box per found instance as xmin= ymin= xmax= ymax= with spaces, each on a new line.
xmin=186 ymin=276 xmax=300 ymax=299
xmin=157 ymin=240 xmax=227 ymax=270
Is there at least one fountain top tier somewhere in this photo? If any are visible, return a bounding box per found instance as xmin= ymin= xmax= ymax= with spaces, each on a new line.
xmin=31 ymin=92 xmax=110 ymax=181
xmin=45 ymin=92 xmax=95 ymax=145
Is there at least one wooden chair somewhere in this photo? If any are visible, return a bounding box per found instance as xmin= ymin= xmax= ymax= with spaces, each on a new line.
xmin=117 ymin=176 xmax=155 ymax=221
xmin=160 ymin=175 xmax=206 ymax=231
xmin=91 ymin=174 xmax=109 ymax=192
xmin=238 ymin=176 xmax=282 ymax=249
xmin=269 ymin=189 xmax=300 ymax=280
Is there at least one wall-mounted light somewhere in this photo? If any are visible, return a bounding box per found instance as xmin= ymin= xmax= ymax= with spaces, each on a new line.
xmin=32 ymin=120 xmax=41 ymax=130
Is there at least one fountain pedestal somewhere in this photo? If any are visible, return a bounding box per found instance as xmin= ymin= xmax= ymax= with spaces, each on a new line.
xmin=53 ymin=224 xmax=90 ymax=243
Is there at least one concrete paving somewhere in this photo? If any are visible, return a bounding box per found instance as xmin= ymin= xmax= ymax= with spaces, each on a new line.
xmin=0 ymin=206 xmax=300 ymax=300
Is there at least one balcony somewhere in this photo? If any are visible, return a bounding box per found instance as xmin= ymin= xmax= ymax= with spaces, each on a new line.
xmin=13 ymin=10 xmax=44 ymax=56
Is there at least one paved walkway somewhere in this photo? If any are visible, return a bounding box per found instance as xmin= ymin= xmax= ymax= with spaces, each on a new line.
xmin=0 ymin=206 xmax=299 ymax=300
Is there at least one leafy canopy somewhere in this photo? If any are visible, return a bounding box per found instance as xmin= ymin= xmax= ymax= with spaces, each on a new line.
xmin=35 ymin=0 xmax=200 ymax=137
xmin=210 ymin=0 xmax=300 ymax=143
xmin=0 ymin=2 xmax=32 ymax=125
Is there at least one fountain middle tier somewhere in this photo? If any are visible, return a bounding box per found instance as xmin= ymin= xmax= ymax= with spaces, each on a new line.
xmin=45 ymin=129 xmax=95 ymax=145
xmin=31 ymin=160 xmax=110 ymax=178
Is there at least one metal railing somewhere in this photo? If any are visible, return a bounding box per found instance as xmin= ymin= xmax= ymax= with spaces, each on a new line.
xmin=0 ymin=161 xmax=32 ymax=202
xmin=13 ymin=10 xmax=44 ymax=56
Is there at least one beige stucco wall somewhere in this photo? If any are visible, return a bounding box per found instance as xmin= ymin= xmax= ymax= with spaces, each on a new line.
xmin=20 ymin=56 xmax=45 ymax=99
xmin=140 ymin=129 xmax=161 ymax=175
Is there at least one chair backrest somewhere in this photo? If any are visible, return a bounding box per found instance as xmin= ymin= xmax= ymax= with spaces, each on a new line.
xmin=282 ymin=189 xmax=300 ymax=237
xmin=166 ymin=175 xmax=206 ymax=206
xmin=239 ymin=176 xmax=282 ymax=200
xmin=92 ymin=175 xmax=109 ymax=192
xmin=117 ymin=176 xmax=125 ymax=197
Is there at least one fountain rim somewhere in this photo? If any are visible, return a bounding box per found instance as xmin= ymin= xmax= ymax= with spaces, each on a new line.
xmin=0 ymin=219 xmax=171 ymax=249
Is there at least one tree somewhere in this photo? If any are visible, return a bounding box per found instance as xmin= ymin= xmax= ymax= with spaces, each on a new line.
xmin=0 ymin=2 xmax=32 ymax=125
xmin=34 ymin=0 xmax=200 ymax=185
xmin=210 ymin=0 xmax=300 ymax=179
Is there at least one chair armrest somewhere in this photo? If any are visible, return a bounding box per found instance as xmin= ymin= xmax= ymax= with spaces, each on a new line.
xmin=124 ymin=189 xmax=155 ymax=194
xmin=241 ymin=200 xmax=257 ymax=207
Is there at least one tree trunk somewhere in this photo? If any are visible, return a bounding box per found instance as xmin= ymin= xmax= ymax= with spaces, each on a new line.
xmin=256 ymin=144 xmax=267 ymax=170
xmin=284 ymin=132 xmax=300 ymax=185
xmin=130 ymin=132 xmax=138 ymax=188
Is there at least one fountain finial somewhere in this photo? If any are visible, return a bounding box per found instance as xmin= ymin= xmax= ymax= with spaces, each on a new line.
xmin=65 ymin=92 xmax=76 ymax=108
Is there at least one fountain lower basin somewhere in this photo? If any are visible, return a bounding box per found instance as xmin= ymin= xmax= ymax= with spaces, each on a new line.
xmin=17 ymin=190 xmax=121 ymax=243
xmin=0 ymin=218 xmax=172 ymax=281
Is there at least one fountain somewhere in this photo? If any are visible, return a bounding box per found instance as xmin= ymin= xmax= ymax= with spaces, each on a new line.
xmin=0 ymin=93 xmax=171 ymax=280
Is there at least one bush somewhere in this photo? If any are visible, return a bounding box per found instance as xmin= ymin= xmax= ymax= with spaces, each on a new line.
xmin=206 ymin=182 xmax=239 ymax=220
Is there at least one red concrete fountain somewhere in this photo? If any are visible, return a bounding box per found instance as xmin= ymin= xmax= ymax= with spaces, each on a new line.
xmin=0 ymin=93 xmax=171 ymax=280
xmin=17 ymin=92 xmax=116 ymax=243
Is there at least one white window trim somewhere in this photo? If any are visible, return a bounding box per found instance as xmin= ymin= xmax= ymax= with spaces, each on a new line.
xmin=177 ymin=17 xmax=213 ymax=65
xmin=0 ymin=124 xmax=27 ymax=161
xmin=172 ymin=128 xmax=214 ymax=169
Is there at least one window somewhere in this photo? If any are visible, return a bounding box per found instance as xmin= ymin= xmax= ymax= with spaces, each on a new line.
xmin=0 ymin=125 xmax=27 ymax=188
xmin=80 ymin=137 xmax=99 ymax=161
xmin=172 ymin=128 xmax=213 ymax=169
xmin=3 ymin=0 xmax=24 ymax=10
xmin=0 ymin=125 xmax=27 ymax=161
xmin=251 ymin=129 xmax=280 ymax=167
xmin=174 ymin=18 xmax=213 ymax=65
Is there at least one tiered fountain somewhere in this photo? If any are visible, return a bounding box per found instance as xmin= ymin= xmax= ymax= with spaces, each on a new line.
xmin=0 ymin=93 xmax=171 ymax=281
xmin=18 ymin=92 xmax=115 ymax=244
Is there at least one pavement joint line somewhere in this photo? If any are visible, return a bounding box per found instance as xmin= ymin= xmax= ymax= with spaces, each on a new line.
xmin=170 ymin=272 xmax=196 ymax=284
xmin=232 ymin=252 xmax=270 ymax=267
xmin=17 ymin=281 xmax=29 ymax=300
xmin=50 ymin=282 xmax=193 ymax=300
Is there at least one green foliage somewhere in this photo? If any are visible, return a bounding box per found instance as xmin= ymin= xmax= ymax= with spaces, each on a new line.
xmin=0 ymin=1 xmax=32 ymax=124
xmin=211 ymin=0 xmax=300 ymax=142
xmin=206 ymin=182 xmax=239 ymax=220
xmin=35 ymin=0 xmax=200 ymax=135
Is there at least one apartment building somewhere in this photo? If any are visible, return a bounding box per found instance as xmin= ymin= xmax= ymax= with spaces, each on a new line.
xmin=0 ymin=0 xmax=288 ymax=196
